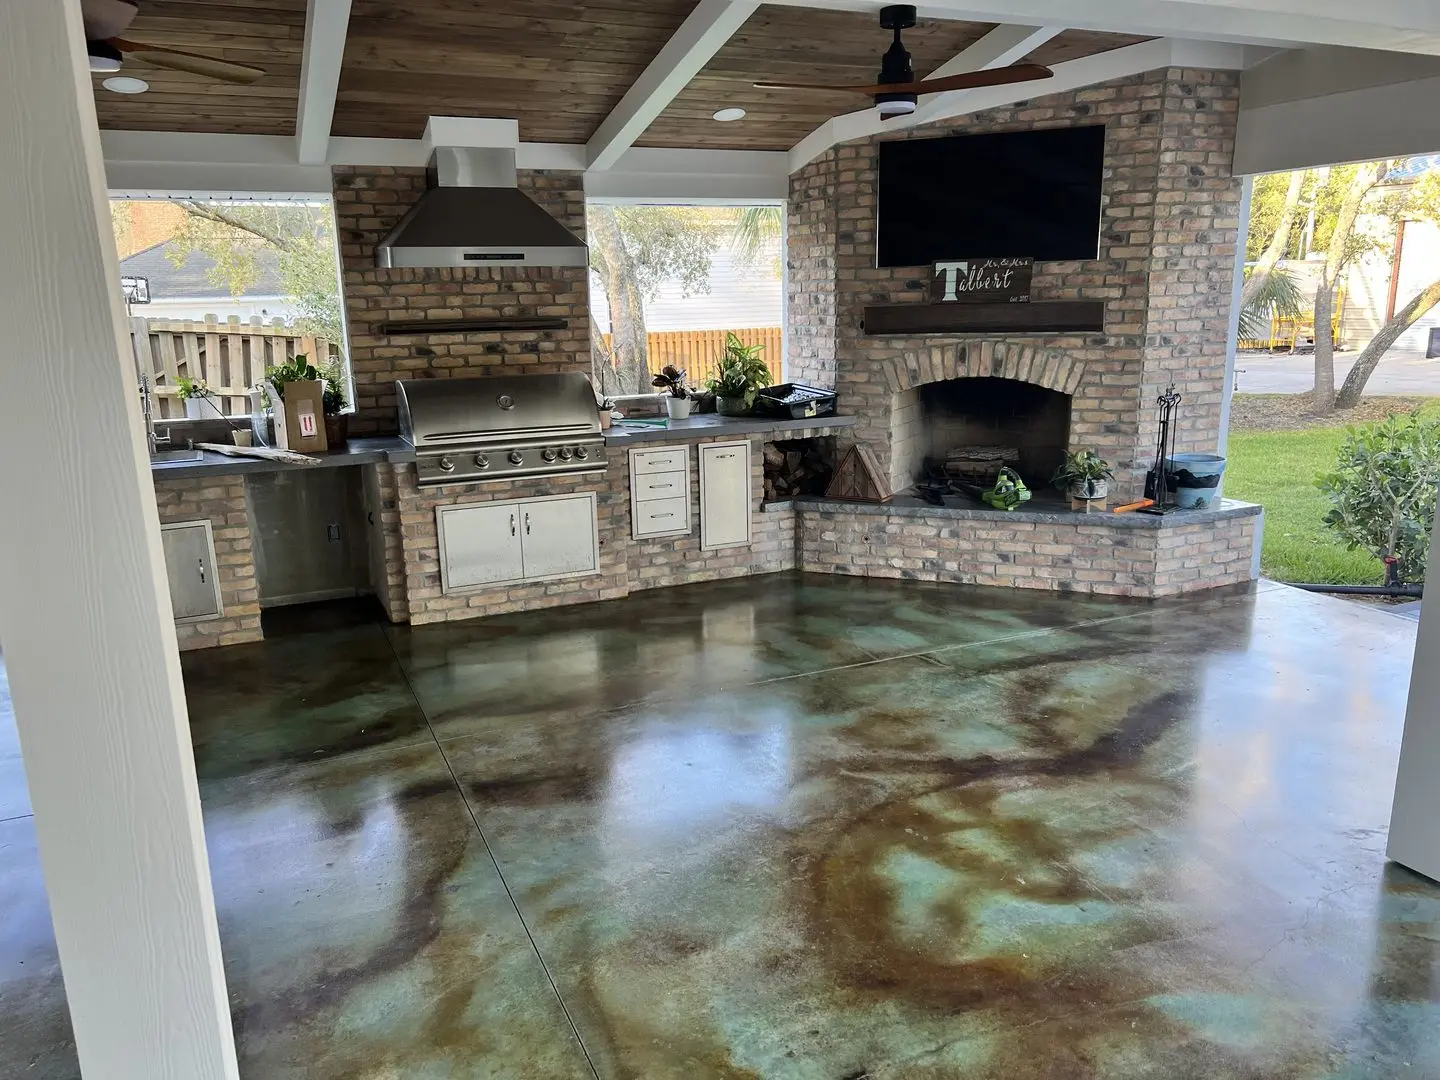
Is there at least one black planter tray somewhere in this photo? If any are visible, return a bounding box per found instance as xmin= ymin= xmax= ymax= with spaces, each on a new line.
xmin=752 ymin=383 xmax=837 ymax=420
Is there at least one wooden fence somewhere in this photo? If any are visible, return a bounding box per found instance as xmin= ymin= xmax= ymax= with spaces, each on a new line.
xmin=128 ymin=315 xmax=339 ymax=418
xmin=600 ymin=326 xmax=784 ymax=387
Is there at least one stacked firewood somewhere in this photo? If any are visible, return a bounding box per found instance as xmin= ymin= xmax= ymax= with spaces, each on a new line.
xmin=763 ymin=438 xmax=835 ymax=500
xmin=940 ymin=445 xmax=1018 ymax=483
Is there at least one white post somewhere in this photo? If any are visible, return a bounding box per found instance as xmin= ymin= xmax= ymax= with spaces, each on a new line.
xmin=0 ymin=2 xmax=239 ymax=1078
xmin=1217 ymin=173 xmax=1253 ymax=454
xmin=1389 ymin=496 xmax=1440 ymax=882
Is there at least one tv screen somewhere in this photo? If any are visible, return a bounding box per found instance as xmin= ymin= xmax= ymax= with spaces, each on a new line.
xmin=876 ymin=125 xmax=1105 ymax=267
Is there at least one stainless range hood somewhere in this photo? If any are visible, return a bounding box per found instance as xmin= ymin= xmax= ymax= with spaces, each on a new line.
xmin=375 ymin=146 xmax=588 ymax=269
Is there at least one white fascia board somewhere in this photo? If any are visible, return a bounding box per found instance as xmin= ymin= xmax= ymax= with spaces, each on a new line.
xmin=908 ymin=24 xmax=1065 ymax=126
xmin=789 ymin=36 xmax=1195 ymax=172
xmin=588 ymin=147 xmax=789 ymax=201
xmin=1240 ymin=45 xmax=1440 ymax=110
xmin=295 ymin=0 xmax=353 ymax=165
xmin=586 ymin=0 xmax=759 ymax=171
xmin=763 ymin=0 xmax=1440 ymax=53
xmin=1236 ymin=71 xmax=1440 ymax=174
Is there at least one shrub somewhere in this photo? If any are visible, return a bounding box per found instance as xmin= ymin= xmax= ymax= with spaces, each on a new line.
xmin=1317 ymin=411 xmax=1440 ymax=584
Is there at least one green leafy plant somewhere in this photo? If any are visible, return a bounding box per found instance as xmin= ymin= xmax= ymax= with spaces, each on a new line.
xmin=1238 ymin=263 xmax=1305 ymax=341
xmin=176 ymin=376 xmax=213 ymax=400
xmin=264 ymin=352 xmax=319 ymax=402
xmin=321 ymin=355 xmax=346 ymax=416
xmin=651 ymin=364 xmax=689 ymax=399
xmin=704 ymin=333 xmax=772 ymax=407
xmin=1317 ymin=411 xmax=1440 ymax=584
xmin=1051 ymin=449 xmax=1115 ymax=493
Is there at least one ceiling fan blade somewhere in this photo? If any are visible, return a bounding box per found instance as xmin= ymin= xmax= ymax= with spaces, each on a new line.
xmin=82 ymin=0 xmax=138 ymax=41
xmin=112 ymin=38 xmax=265 ymax=84
xmin=754 ymin=63 xmax=1054 ymax=97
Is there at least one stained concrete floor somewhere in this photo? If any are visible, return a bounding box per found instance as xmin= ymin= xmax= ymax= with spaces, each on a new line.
xmin=2 ymin=574 xmax=1438 ymax=1079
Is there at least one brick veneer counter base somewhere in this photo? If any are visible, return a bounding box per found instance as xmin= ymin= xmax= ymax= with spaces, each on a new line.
xmin=768 ymin=497 xmax=1261 ymax=599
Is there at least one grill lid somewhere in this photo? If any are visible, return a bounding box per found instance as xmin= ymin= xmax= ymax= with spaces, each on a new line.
xmin=397 ymin=373 xmax=602 ymax=446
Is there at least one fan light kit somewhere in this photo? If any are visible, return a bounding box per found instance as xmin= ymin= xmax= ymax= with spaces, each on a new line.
xmin=103 ymin=76 xmax=150 ymax=94
xmin=754 ymin=4 xmax=1053 ymax=120
xmin=83 ymin=0 xmax=265 ymax=86
xmin=713 ymin=107 xmax=746 ymax=122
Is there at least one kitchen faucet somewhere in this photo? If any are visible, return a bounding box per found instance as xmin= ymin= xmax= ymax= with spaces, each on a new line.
xmin=139 ymin=373 xmax=171 ymax=456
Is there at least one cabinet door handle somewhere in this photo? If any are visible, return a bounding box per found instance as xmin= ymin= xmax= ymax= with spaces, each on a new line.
xmin=651 ymin=482 xmax=673 ymax=488
xmin=197 ymin=558 xmax=206 ymax=584
xmin=715 ymin=453 xmax=735 ymax=459
xmin=524 ymin=513 xmax=531 ymax=535
xmin=655 ymin=512 xmax=673 ymax=518
xmin=510 ymin=513 xmax=516 ymax=536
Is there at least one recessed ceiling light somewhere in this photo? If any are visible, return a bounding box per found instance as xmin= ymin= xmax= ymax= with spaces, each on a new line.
xmin=713 ymin=107 xmax=746 ymax=122
xmin=103 ymin=76 xmax=150 ymax=94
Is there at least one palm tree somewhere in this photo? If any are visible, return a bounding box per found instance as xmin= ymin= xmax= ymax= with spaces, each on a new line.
xmin=1238 ymin=263 xmax=1304 ymax=343
xmin=730 ymin=205 xmax=783 ymax=273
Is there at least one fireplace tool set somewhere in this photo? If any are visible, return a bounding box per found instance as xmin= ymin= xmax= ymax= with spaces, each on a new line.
xmin=1139 ymin=383 xmax=1182 ymax=515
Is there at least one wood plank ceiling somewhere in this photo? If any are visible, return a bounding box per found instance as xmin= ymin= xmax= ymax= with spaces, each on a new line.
xmin=90 ymin=0 xmax=307 ymax=135
xmin=89 ymin=0 xmax=1152 ymax=150
xmin=639 ymin=9 xmax=1153 ymax=150
xmin=332 ymin=0 xmax=698 ymax=143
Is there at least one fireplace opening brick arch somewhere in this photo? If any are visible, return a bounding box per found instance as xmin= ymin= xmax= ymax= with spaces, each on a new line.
xmin=880 ymin=340 xmax=1086 ymax=398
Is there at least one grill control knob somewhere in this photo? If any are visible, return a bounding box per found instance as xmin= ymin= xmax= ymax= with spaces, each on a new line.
xmin=558 ymin=447 xmax=573 ymax=461
xmin=473 ymin=453 xmax=490 ymax=469
xmin=438 ymin=456 xmax=456 ymax=473
xmin=508 ymin=450 xmax=524 ymax=466
xmin=575 ymin=446 xmax=590 ymax=460
xmin=541 ymin=448 xmax=558 ymax=463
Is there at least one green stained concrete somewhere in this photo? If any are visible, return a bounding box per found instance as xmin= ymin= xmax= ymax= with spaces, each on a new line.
xmin=2 ymin=574 xmax=1439 ymax=1078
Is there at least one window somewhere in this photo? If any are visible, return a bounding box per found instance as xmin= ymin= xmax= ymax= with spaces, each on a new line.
xmin=109 ymin=195 xmax=349 ymax=419
xmin=587 ymin=202 xmax=784 ymax=396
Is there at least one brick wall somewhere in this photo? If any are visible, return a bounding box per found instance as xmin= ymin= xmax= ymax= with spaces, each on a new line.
xmin=793 ymin=504 xmax=1259 ymax=598
xmin=153 ymin=477 xmax=263 ymax=649
xmin=787 ymin=68 xmax=1242 ymax=496
xmin=332 ymin=166 xmax=589 ymax=435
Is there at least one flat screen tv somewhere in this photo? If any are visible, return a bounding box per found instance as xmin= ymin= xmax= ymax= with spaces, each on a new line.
xmin=876 ymin=125 xmax=1105 ymax=267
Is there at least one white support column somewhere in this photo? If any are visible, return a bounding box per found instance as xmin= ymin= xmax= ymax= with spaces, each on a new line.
xmin=1217 ymin=173 xmax=1253 ymax=453
xmin=0 ymin=2 xmax=239 ymax=1078
xmin=1389 ymin=498 xmax=1440 ymax=882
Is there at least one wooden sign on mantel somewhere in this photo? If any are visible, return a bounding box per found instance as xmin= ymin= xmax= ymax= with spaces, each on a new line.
xmin=930 ymin=258 xmax=1033 ymax=304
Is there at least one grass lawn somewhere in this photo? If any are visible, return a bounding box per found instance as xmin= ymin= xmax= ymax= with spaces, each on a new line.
xmin=1226 ymin=426 xmax=1386 ymax=585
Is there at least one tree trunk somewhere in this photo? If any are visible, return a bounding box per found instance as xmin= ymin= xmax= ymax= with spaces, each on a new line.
xmin=1336 ymin=276 xmax=1440 ymax=407
xmin=1240 ymin=170 xmax=1305 ymax=312
xmin=588 ymin=319 xmax=618 ymax=396
xmin=587 ymin=206 xmax=648 ymax=395
xmin=1311 ymin=163 xmax=1385 ymax=413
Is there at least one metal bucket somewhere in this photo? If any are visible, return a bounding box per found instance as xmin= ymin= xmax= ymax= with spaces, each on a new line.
xmin=1166 ymin=453 xmax=1227 ymax=509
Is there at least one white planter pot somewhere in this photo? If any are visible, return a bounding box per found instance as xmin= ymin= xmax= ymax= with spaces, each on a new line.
xmin=665 ymin=396 xmax=692 ymax=420
xmin=184 ymin=398 xmax=207 ymax=420
xmin=1069 ymin=478 xmax=1108 ymax=501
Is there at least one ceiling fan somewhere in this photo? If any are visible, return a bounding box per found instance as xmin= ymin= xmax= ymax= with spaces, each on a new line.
xmin=755 ymin=4 xmax=1053 ymax=120
xmin=82 ymin=0 xmax=265 ymax=86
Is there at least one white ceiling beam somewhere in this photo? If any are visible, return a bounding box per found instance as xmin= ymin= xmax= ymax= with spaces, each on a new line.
xmin=789 ymin=36 xmax=1226 ymax=172
xmin=909 ymin=23 xmax=1064 ymax=126
xmin=295 ymin=0 xmax=353 ymax=166
xmin=586 ymin=0 xmax=759 ymax=171
xmin=764 ymin=0 xmax=1440 ymax=54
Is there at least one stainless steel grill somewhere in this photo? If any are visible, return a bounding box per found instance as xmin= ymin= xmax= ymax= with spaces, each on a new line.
xmin=396 ymin=373 xmax=608 ymax=486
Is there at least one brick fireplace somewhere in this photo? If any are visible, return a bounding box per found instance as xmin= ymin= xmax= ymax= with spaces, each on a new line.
xmin=782 ymin=66 xmax=1264 ymax=597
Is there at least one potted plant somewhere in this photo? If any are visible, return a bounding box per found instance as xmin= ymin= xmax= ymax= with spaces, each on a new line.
xmin=1052 ymin=448 xmax=1115 ymax=501
xmin=177 ymin=375 xmax=214 ymax=420
xmin=322 ymin=356 xmax=348 ymax=448
xmin=705 ymin=333 xmax=771 ymax=416
xmin=652 ymin=364 xmax=692 ymax=419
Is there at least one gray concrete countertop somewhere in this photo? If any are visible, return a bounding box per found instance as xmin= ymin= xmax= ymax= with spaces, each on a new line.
xmin=603 ymin=413 xmax=856 ymax=444
xmin=763 ymin=494 xmax=1262 ymax=529
xmin=150 ymin=436 xmax=415 ymax=479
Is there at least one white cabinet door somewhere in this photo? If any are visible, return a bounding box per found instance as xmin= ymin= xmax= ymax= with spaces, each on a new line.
xmin=438 ymin=503 xmax=524 ymax=591
xmin=699 ymin=441 xmax=751 ymax=550
xmin=521 ymin=494 xmax=598 ymax=580
xmin=160 ymin=521 xmax=222 ymax=622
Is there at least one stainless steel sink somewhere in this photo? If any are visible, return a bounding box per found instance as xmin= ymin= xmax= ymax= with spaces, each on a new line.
xmin=150 ymin=449 xmax=205 ymax=463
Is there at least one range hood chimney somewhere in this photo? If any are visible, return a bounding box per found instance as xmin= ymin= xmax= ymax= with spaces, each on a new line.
xmin=375 ymin=146 xmax=588 ymax=269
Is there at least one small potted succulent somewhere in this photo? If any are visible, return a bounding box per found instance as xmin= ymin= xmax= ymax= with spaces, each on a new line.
xmin=177 ymin=375 xmax=215 ymax=420
xmin=1052 ymin=448 xmax=1115 ymax=501
xmin=652 ymin=364 xmax=692 ymax=419
xmin=705 ymin=333 xmax=771 ymax=416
